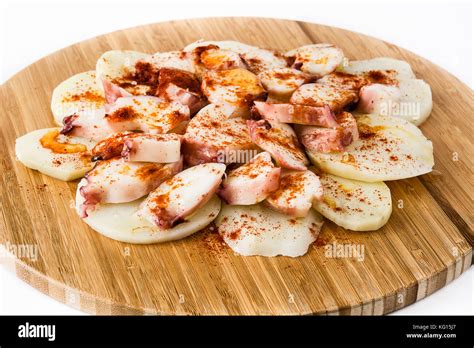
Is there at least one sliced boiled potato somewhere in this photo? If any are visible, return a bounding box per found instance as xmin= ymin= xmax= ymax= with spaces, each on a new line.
xmin=183 ymin=40 xmax=254 ymax=55
xmin=307 ymin=114 xmax=434 ymax=182
xmin=15 ymin=128 xmax=96 ymax=181
xmin=148 ymin=51 xmax=195 ymax=73
xmin=51 ymin=71 xmax=106 ymax=125
xmin=96 ymin=50 xmax=150 ymax=83
xmin=215 ymin=203 xmax=324 ymax=257
xmin=76 ymin=179 xmax=221 ymax=244
xmin=341 ymin=57 xmax=416 ymax=80
xmin=312 ymin=172 xmax=392 ymax=231
xmin=397 ymin=79 xmax=433 ymax=125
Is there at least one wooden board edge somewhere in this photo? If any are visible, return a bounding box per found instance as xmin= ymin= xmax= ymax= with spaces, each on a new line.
xmin=1 ymin=244 xmax=470 ymax=315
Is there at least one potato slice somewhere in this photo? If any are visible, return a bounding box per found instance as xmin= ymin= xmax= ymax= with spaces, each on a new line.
xmin=96 ymin=50 xmax=151 ymax=95
xmin=96 ymin=50 xmax=150 ymax=81
xmin=341 ymin=57 xmax=416 ymax=80
xmin=312 ymin=172 xmax=392 ymax=231
xmin=75 ymin=179 xmax=221 ymax=244
xmin=396 ymin=79 xmax=433 ymax=125
xmin=307 ymin=114 xmax=434 ymax=182
xmin=215 ymin=203 xmax=324 ymax=257
xmin=183 ymin=40 xmax=254 ymax=55
xmin=15 ymin=128 xmax=96 ymax=181
xmin=51 ymin=71 xmax=106 ymax=125
xmin=148 ymin=51 xmax=195 ymax=73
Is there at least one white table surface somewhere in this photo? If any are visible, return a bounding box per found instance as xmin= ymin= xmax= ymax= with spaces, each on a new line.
xmin=0 ymin=0 xmax=472 ymax=315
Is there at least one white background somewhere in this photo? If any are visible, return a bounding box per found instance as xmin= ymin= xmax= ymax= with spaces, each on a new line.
xmin=0 ymin=0 xmax=472 ymax=315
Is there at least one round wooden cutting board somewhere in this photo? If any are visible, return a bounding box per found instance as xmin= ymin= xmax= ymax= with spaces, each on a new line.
xmin=0 ymin=18 xmax=472 ymax=315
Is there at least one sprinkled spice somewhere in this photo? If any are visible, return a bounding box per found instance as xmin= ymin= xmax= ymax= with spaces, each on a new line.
xmin=313 ymin=237 xmax=329 ymax=247
xmin=228 ymin=230 xmax=241 ymax=240
xmin=358 ymin=124 xmax=385 ymax=140
xmin=36 ymin=184 xmax=48 ymax=191
xmin=106 ymin=106 xmax=139 ymax=122
xmin=365 ymin=70 xmax=398 ymax=85
xmin=272 ymin=71 xmax=296 ymax=80
xmin=158 ymin=68 xmax=201 ymax=95
xmin=135 ymin=163 xmax=166 ymax=181
xmin=320 ymin=69 xmax=398 ymax=91
xmin=62 ymin=90 xmax=105 ymax=105
xmin=131 ymin=61 xmax=160 ymax=89
xmin=150 ymin=192 xmax=170 ymax=209
xmin=198 ymin=223 xmax=228 ymax=256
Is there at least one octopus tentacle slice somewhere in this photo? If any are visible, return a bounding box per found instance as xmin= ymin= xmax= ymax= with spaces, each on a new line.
xmin=247 ymin=119 xmax=309 ymax=170
xmin=155 ymin=67 xmax=207 ymax=115
xmin=79 ymin=157 xmax=183 ymax=217
xmin=290 ymin=83 xmax=359 ymax=113
xmin=101 ymin=78 xmax=133 ymax=104
xmin=191 ymin=44 xmax=247 ymax=74
xmin=239 ymin=47 xmax=288 ymax=75
xmin=265 ymin=170 xmax=323 ymax=217
xmin=201 ymin=68 xmax=266 ymax=118
xmin=138 ymin=163 xmax=226 ymax=229
xmin=285 ymin=44 xmax=345 ymax=77
xmin=258 ymin=68 xmax=310 ymax=101
xmin=218 ymin=152 xmax=281 ymax=205
xmin=62 ymin=96 xmax=190 ymax=141
xmin=252 ymin=101 xmax=337 ymax=127
xmin=91 ymin=131 xmax=182 ymax=163
xmin=60 ymin=108 xmax=113 ymax=141
xmin=182 ymin=104 xmax=259 ymax=166
xmin=296 ymin=111 xmax=359 ymax=153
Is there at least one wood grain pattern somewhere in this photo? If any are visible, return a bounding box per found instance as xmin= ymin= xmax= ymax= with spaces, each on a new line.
xmin=0 ymin=18 xmax=472 ymax=315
